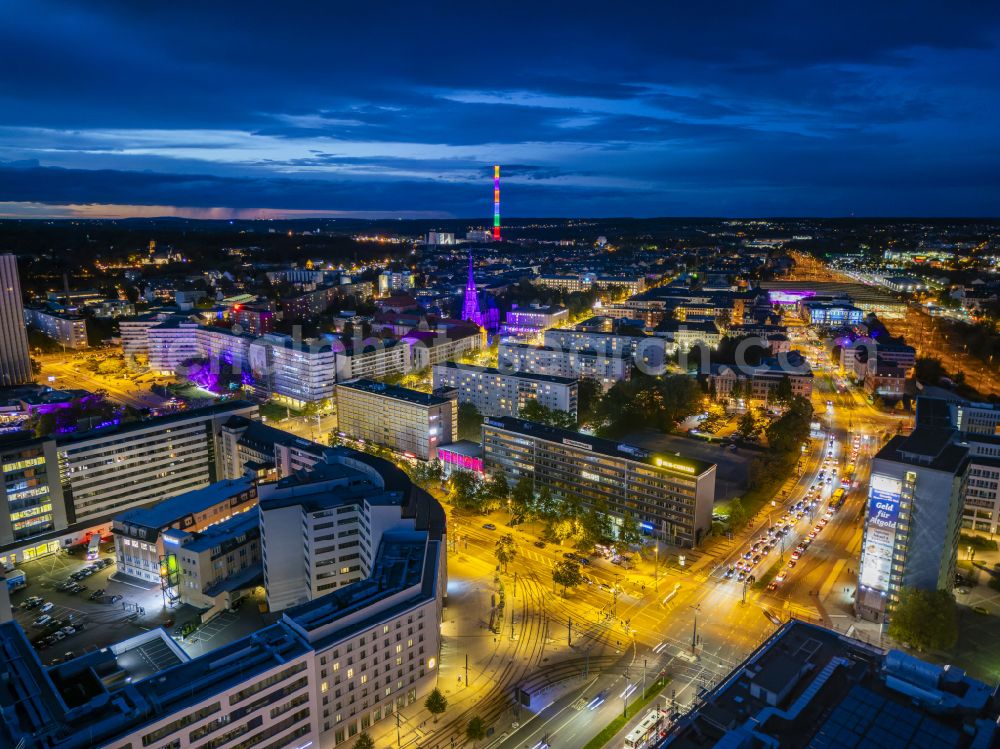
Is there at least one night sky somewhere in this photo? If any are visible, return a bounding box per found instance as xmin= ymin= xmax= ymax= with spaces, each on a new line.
xmin=2 ymin=2 xmax=998 ymax=219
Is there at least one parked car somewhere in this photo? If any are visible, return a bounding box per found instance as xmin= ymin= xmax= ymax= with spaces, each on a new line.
xmin=482 ymin=523 xmax=496 ymax=531
xmin=39 ymin=602 xmax=54 ymax=613
xmin=21 ymin=596 xmax=44 ymax=610
xmin=32 ymin=615 xmax=53 ymax=628
xmin=89 ymin=589 xmax=105 ymax=600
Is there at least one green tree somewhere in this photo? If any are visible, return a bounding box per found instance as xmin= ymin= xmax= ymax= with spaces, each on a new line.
xmin=552 ymin=560 xmax=584 ymax=596
xmin=914 ymin=357 xmax=946 ymax=385
xmin=577 ymin=377 xmax=603 ymax=424
xmin=615 ymin=511 xmax=643 ymax=554
xmin=774 ymin=374 xmax=793 ymax=405
xmin=494 ymin=533 xmax=517 ymax=572
xmin=736 ymin=410 xmax=758 ymax=440
xmin=727 ymin=498 xmax=747 ymax=530
xmin=509 ymin=475 xmax=533 ymax=523
xmin=887 ymin=587 xmax=958 ymax=651
xmin=765 ymin=396 xmax=813 ymax=455
xmin=458 ymin=402 xmax=484 ymax=442
xmin=465 ymin=715 xmax=487 ymax=747
xmin=424 ymin=687 xmax=448 ymax=722
xmin=352 ymin=734 xmax=375 ymax=749
xmin=484 ymin=472 xmax=509 ymax=503
xmin=448 ymin=470 xmax=483 ymax=511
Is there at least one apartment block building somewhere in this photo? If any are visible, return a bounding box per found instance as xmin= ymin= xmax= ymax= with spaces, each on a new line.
xmin=250 ymin=334 xmax=337 ymax=406
xmin=498 ymin=341 xmax=632 ymax=391
xmin=431 ymin=363 xmax=578 ymax=419
xmin=23 ymin=307 xmax=89 ymax=349
xmin=334 ymin=340 xmax=410 ymax=381
xmin=112 ymin=474 xmax=258 ymax=583
xmin=336 ymin=380 xmax=456 ymax=460
xmin=483 ymin=417 xmax=716 ymax=546
xmin=401 ymin=327 xmax=483 ymax=371
xmin=0 ymin=401 xmax=258 ymax=568
xmin=378 ymin=270 xmax=416 ymax=296
xmin=917 ymin=397 xmax=1000 ymax=535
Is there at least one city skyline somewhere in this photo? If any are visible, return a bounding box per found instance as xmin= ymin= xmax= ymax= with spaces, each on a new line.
xmin=2 ymin=3 xmax=1000 ymax=219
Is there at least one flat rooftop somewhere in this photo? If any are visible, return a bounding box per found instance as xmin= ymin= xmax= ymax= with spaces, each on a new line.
xmin=483 ymin=416 xmax=715 ymax=477
xmin=338 ymin=378 xmax=451 ymax=407
xmin=433 ymin=362 xmax=577 ymax=385
xmin=663 ymin=620 xmax=998 ymax=749
xmin=115 ymin=474 xmax=256 ymax=530
xmin=54 ymin=400 xmax=256 ymax=448
xmin=0 ymin=620 xmax=310 ymax=749
xmin=875 ymin=427 xmax=970 ymax=475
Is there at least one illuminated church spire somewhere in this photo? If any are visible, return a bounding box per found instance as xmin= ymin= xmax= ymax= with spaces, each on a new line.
xmin=460 ymin=252 xmax=484 ymax=326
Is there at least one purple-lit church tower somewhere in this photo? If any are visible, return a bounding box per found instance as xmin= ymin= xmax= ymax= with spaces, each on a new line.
xmin=460 ymin=252 xmax=485 ymax=326
xmin=460 ymin=253 xmax=498 ymax=331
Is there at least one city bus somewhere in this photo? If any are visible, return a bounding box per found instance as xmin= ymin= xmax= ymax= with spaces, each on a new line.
xmin=86 ymin=534 xmax=101 ymax=561
xmin=624 ymin=708 xmax=670 ymax=749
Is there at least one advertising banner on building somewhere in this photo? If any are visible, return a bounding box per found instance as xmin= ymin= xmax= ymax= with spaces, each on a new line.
xmin=859 ymin=474 xmax=902 ymax=592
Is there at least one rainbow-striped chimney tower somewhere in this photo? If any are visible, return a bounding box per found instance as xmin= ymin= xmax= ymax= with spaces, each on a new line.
xmin=492 ymin=164 xmax=501 ymax=241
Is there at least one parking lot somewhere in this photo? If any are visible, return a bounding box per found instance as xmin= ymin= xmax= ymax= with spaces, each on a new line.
xmin=9 ymin=548 xmax=173 ymax=665
xmin=8 ymin=547 xmax=274 ymax=665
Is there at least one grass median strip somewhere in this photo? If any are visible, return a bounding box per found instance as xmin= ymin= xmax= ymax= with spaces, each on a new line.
xmin=580 ymin=677 xmax=671 ymax=749
xmin=753 ymin=560 xmax=783 ymax=590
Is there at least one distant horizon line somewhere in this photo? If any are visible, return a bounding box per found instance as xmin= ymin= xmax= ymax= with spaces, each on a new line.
xmin=0 ymin=202 xmax=997 ymax=223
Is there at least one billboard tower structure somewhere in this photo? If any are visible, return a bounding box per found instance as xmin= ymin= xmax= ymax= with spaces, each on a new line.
xmin=493 ymin=164 xmax=501 ymax=242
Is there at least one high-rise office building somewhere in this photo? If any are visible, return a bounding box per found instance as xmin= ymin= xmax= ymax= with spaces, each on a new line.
xmin=0 ymin=254 xmax=32 ymax=387
xmin=856 ymin=427 xmax=969 ymax=624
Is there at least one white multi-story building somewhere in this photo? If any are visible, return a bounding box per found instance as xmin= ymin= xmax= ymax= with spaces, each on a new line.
xmin=148 ymin=319 xmax=205 ymax=372
xmin=432 ymin=363 xmax=578 ymax=419
xmin=250 ymin=334 xmax=338 ymax=406
xmin=119 ymin=312 xmax=171 ymax=365
xmin=402 ymin=327 xmax=483 ymax=371
xmin=543 ymin=328 xmax=665 ymax=364
xmin=112 ymin=474 xmax=258 ymax=583
xmin=425 ymin=231 xmax=455 ymax=245
xmin=0 ymin=401 xmax=259 ymax=571
xmin=57 ymin=401 xmax=260 ymax=526
xmin=336 ymin=380 xmax=456 ymax=460
xmin=378 ymin=271 xmax=416 ymax=297
xmin=162 ymin=510 xmax=262 ymax=613
xmin=535 ymin=273 xmax=645 ymax=296
xmin=503 ymin=304 xmax=569 ymax=335
xmin=23 ymin=308 xmax=89 ymax=349
xmin=334 ymin=340 xmax=410 ymax=381
xmin=498 ymin=341 xmax=632 ymax=391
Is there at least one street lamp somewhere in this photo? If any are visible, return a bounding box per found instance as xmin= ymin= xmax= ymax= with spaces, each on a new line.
xmin=690 ymin=603 xmax=701 ymax=653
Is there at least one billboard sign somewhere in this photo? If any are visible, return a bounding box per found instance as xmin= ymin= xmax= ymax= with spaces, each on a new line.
xmin=859 ymin=474 xmax=902 ymax=592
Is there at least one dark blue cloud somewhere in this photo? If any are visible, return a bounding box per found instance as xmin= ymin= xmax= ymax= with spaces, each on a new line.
xmin=0 ymin=0 xmax=998 ymax=216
